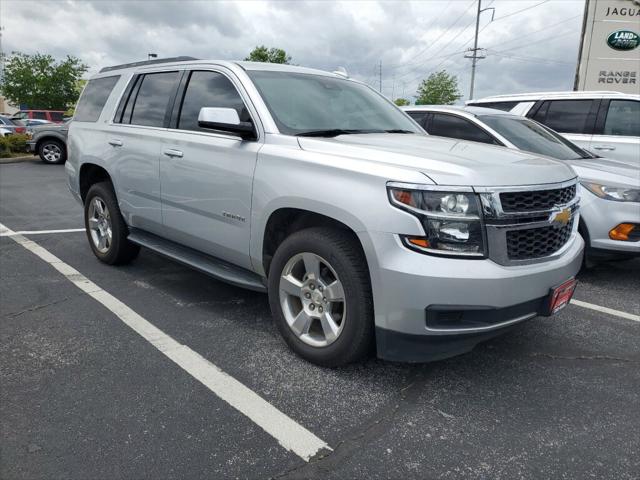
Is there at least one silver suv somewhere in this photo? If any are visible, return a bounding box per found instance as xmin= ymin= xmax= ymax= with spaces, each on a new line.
xmin=467 ymin=91 xmax=640 ymax=165
xmin=67 ymin=58 xmax=584 ymax=366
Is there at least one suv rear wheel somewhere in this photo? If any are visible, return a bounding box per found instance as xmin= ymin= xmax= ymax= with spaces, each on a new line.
xmin=38 ymin=138 xmax=66 ymax=164
xmin=84 ymin=182 xmax=139 ymax=265
xmin=268 ymin=227 xmax=374 ymax=367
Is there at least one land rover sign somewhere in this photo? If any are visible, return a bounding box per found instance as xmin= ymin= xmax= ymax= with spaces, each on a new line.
xmin=575 ymin=0 xmax=640 ymax=94
xmin=607 ymin=30 xmax=640 ymax=50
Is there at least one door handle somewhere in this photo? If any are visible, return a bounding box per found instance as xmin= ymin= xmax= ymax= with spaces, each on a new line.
xmin=163 ymin=149 xmax=183 ymax=158
xmin=108 ymin=139 xmax=123 ymax=147
xmin=592 ymin=145 xmax=616 ymax=151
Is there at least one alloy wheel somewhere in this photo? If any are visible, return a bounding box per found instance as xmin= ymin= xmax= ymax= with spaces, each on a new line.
xmin=279 ymin=252 xmax=346 ymax=347
xmin=87 ymin=196 xmax=112 ymax=253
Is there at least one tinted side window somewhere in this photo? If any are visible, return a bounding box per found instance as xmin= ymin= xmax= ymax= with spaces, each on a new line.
xmin=533 ymin=100 xmax=593 ymax=134
xmin=50 ymin=112 xmax=64 ymax=122
xmin=428 ymin=113 xmax=495 ymax=144
xmin=130 ymin=72 xmax=179 ymax=127
xmin=74 ymin=75 xmax=120 ymax=122
xmin=604 ymin=100 xmax=640 ymax=136
xmin=177 ymin=71 xmax=248 ymax=132
xmin=470 ymin=101 xmax=518 ymax=112
xmin=407 ymin=112 xmax=427 ymax=125
xmin=33 ymin=111 xmax=47 ymax=120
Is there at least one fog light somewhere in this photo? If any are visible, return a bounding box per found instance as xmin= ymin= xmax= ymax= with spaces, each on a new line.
xmin=609 ymin=223 xmax=636 ymax=241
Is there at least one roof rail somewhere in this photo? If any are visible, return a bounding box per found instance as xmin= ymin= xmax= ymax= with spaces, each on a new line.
xmin=99 ymin=56 xmax=199 ymax=73
xmin=476 ymin=90 xmax=628 ymax=100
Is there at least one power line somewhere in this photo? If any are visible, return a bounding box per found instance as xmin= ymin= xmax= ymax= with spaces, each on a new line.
xmin=386 ymin=0 xmax=476 ymax=75
xmin=491 ymin=28 xmax=578 ymax=54
xmin=490 ymin=0 xmax=551 ymax=22
xmin=489 ymin=50 xmax=574 ymax=66
xmin=483 ymin=14 xmax=581 ymax=51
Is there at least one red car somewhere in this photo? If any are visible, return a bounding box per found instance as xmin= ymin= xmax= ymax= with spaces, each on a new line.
xmin=12 ymin=110 xmax=66 ymax=124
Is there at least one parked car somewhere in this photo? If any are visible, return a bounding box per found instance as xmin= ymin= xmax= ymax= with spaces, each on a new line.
xmin=0 ymin=115 xmax=27 ymax=134
xmin=12 ymin=109 xmax=66 ymax=124
xmin=466 ymin=91 xmax=640 ymax=165
xmin=17 ymin=119 xmax=52 ymax=135
xmin=403 ymin=105 xmax=639 ymax=264
xmin=26 ymin=120 xmax=69 ymax=164
xmin=67 ymin=58 xmax=583 ymax=366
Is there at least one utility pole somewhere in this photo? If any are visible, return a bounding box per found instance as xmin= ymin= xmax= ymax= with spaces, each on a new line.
xmin=465 ymin=0 xmax=494 ymax=100
xmin=378 ymin=60 xmax=382 ymax=93
xmin=469 ymin=0 xmax=482 ymax=100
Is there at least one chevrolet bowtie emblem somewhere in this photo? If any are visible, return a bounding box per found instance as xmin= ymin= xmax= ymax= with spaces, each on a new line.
xmin=550 ymin=208 xmax=572 ymax=226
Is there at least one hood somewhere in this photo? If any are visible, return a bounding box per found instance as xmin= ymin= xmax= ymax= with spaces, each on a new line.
xmin=567 ymin=157 xmax=640 ymax=187
xmin=297 ymin=133 xmax=576 ymax=187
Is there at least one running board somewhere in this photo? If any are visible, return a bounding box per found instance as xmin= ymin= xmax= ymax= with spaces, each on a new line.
xmin=127 ymin=229 xmax=267 ymax=292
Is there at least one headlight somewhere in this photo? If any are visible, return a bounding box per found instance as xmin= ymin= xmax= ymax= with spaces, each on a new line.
xmin=388 ymin=183 xmax=485 ymax=257
xmin=582 ymin=182 xmax=640 ymax=202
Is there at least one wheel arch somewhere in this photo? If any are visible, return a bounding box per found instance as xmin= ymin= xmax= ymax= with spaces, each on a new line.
xmin=79 ymin=163 xmax=112 ymax=203
xmin=35 ymin=134 xmax=66 ymax=153
xmin=259 ymin=206 xmax=367 ymax=278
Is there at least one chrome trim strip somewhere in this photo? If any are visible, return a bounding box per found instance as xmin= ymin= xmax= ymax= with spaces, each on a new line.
xmin=473 ymin=178 xmax=579 ymax=193
xmin=425 ymin=312 xmax=538 ymax=334
xmin=387 ymin=181 xmax=474 ymax=193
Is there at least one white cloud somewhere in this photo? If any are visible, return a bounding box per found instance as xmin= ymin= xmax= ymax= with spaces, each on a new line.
xmin=2 ymin=0 xmax=585 ymax=102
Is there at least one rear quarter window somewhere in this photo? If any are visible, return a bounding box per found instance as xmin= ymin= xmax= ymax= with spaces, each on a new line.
xmin=74 ymin=75 xmax=120 ymax=122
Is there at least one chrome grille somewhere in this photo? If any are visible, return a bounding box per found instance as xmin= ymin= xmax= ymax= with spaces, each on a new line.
xmin=478 ymin=179 xmax=579 ymax=266
xmin=506 ymin=218 xmax=575 ymax=260
xmin=500 ymin=184 xmax=576 ymax=213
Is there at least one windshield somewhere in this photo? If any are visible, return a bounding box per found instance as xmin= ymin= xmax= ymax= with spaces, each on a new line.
xmin=479 ymin=115 xmax=593 ymax=160
xmin=247 ymin=70 xmax=422 ymax=136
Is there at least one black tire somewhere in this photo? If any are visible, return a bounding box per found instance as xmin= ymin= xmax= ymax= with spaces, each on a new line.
xmin=84 ymin=181 xmax=139 ymax=265
xmin=268 ymin=227 xmax=374 ymax=367
xmin=38 ymin=138 xmax=67 ymax=164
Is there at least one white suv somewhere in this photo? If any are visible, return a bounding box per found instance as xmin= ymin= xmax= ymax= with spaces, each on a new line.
xmin=467 ymin=91 xmax=640 ymax=165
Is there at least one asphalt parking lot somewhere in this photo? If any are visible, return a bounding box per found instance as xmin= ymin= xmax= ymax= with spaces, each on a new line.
xmin=1 ymin=158 xmax=639 ymax=480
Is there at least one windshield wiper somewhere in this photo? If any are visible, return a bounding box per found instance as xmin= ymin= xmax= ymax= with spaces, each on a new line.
xmin=384 ymin=129 xmax=415 ymax=134
xmin=296 ymin=129 xmax=382 ymax=137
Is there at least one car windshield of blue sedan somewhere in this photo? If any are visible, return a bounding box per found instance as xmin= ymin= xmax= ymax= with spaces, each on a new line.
xmin=480 ymin=115 xmax=592 ymax=160
xmin=247 ymin=71 xmax=422 ymax=136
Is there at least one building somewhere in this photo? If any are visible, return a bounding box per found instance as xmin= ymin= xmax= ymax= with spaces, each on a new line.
xmin=0 ymin=95 xmax=18 ymax=115
xmin=574 ymin=0 xmax=640 ymax=94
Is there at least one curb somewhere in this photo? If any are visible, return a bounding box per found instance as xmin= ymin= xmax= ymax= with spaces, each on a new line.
xmin=0 ymin=155 xmax=39 ymax=164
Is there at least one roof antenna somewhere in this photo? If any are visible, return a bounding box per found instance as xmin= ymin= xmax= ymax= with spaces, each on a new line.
xmin=333 ymin=66 xmax=348 ymax=78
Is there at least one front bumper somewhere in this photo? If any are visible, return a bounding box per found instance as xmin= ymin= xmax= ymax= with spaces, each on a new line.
xmin=26 ymin=140 xmax=36 ymax=153
xmin=359 ymin=231 xmax=584 ymax=362
xmin=580 ymin=187 xmax=640 ymax=256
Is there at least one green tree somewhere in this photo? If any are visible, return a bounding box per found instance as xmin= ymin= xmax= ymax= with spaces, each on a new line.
xmin=245 ymin=46 xmax=292 ymax=64
xmin=415 ymin=70 xmax=462 ymax=105
xmin=0 ymin=52 xmax=88 ymax=110
xmin=394 ymin=98 xmax=410 ymax=106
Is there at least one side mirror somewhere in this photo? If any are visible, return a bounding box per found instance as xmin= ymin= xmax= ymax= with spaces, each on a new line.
xmin=197 ymin=107 xmax=256 ymax=140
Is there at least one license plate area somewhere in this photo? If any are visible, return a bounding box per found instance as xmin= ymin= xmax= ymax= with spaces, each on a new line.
xmin=547 ymin=278 xmax=577 ymax=315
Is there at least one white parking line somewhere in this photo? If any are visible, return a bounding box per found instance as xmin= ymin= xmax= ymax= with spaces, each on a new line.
xmin=0 ymin=228 xmax=85 ymax=237
xmin=570 ymin=299 xmax=640 ymax=323
xmin=0 ymin=221 xmax=330 ymax=462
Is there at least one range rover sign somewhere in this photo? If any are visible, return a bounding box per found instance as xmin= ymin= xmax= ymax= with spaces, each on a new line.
xmin=607 ymin=30 xmax=640 ymax=50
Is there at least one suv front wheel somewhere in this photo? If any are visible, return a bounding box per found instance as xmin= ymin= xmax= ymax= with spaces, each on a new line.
xmin=268 ymin=227 xmax=374 ymax=367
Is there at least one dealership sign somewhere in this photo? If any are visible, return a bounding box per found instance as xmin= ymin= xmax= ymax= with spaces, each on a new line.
xmin=607 ymin=30 xmax=640 ymax=50
xmin=575 ymin=0 xmax=640 ymax=94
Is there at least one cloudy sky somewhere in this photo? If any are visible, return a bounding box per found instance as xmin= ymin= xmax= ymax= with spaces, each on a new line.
xmin=2 ymin=0 xmax=585 ymax=102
